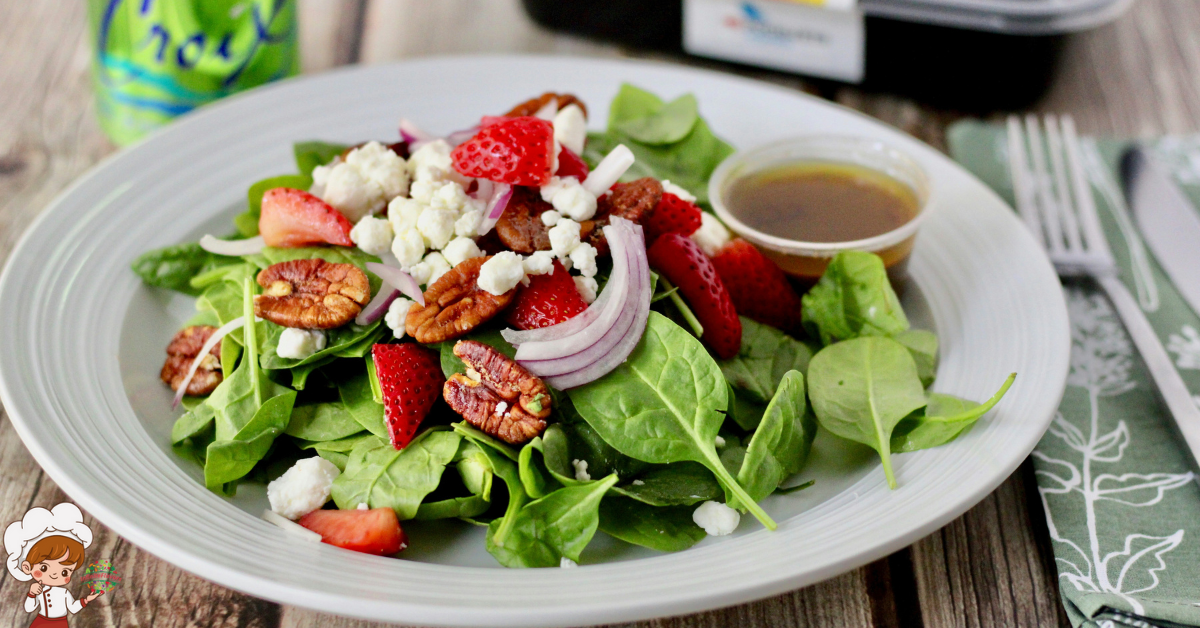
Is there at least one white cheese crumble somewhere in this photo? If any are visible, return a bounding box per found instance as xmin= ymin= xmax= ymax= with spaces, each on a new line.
xmin=422 ymin=252 xmax=452 ymax=286
xmin=384 ymin=297 xmax=415 ymax=339
xmin=549 ymin=178 xmax=598 ymax=221
xmin=407 ymin=139 xmax=466 ymax=186
xmin=568 ymin=242 xmax=598 ymax=278
xmin=320 ymin=142 xmax=409 ymax=223
xmin=523 ymin=250 xmax=556 ymax=276
xmin=276 ymin=328 xmax=327 ymax=360
xmin=267 ymin=457 xmax=340 ymax=520
xmin=349 ymin=215 xmax=394 ymax=256
xmin=477 ymin=251 xmax=526 ymax=295
xmin=574 ymin=276 xmax=598 ymax=304
xmin=345 ymin=141 xmax=410 ymax=200
xmin=560 ymin=557 xmax=579 ymax=569
xmin=540 ymin=210 xmax=562 ymax=226
xmin=407 ymin=259 xmax=433 ymax=286
xmin=442 ymin=236 xmax=483 ymax=267
xmin=391 ymin=228 xmax=426 ymax=268
xmin=388 ymin=197 xmax=424 ymax=234
xmin=455 ymin=209 xmax=482 ymax=238
xmin=323 ymin=163 xmax=380 ymax=223
xmin=572 ymin=459 xmax=591 ymax=482
xmin=661 ymin=179 xmax=697 ymax=203
xmin=715 ymin=435 xmax=726 ymax=448
xmin=632 ymin=479 xmax=645 ymax=486
xmin=691 ymin=212 xmax=732 ymax=257
xmin=692 ymin=501 xmax=741 ymax=536
xmin=548 ymin=218 xmax=582 ymax=258
xmin=495 ymin=401 xmax=508 ymax=415
xmin=553 ymin=104 xmax=588 ymax=156
xmin=356 ymin=502 xmax=369 ymax=510
xmin=416 ymin=207 xmax=457 ymax=250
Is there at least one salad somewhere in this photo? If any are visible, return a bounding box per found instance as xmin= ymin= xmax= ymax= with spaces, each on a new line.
xmin=133 ymin=85 xmax=1015 ymax=568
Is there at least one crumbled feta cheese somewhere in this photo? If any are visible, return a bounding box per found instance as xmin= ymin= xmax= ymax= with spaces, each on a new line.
xmin=267 ymin=457 xmax=340 ymax=520
xmin=632 ymin=479 xmax=645 ymax=486
xmin=349 ymin=215 xmax=394 ymax=256
xmin=356 ymin=502 xmax=369 ymax=510
xmin=692 ymin=501 xmax=740 ymax=536
xmin=391 ymin=228 xmax=427 ymax=267
xmin=409 ymin=178 xmax=439 ymax=204
xmin=477 ymin=251 xmax=526 ymax=295
xmin=442 ymin=237 xmax=483 ymax=267
xmin=549 ymin=218 xmax=582 ymax=258
xmin=455 ymin=209 xmax=482 ymax=238
xmin=569 ymin=242 xmax=598 ymax=278
xmin=388 ymin=197 xmax=424 ymax=234
xmin=572 ymin=459 xmax=591 ymax=482
xmin=523 ymin=250 xmax=556 ymax=276
xmin=560 ymin=557 xmax=579 ymax=569
xmin=574 ymin=276 xmax=598 ymax=304
xmin=407 ymin=139 xmax=466 ymax=185
xmin=553 ymin=104 xmax=587 ymax=156
xmin=691 ymin=212 xmax=732 ymax=257
xmin=714 ymin=435 xmax=726 ymax=448
xmin=550 ymin=178 xmax=598 ymax=221
xmin=323 ymin=162 xmax=383 ymax=223
xmin=430 ymin=180 xmax=471 ymax=214
xmin=422 ymin=252 xmax=452 ymax=286
xmin=408 ymin=260 xmax=433 ymax=286
xmin=540 ymin=176 xmax=570 ymax=203
xmin=276 ymin=328 xmax=327 ymax=360
xmin=550 ymin=140 xmax=560 ymax=176
xmin=309 ymin=157 xmax=340 ymax=197
xmin=495 ymin=401 xmax=508 ymax=415
xmin=661 ymin=179 xmax=697 ymax=203
xmin=540 ymin=210 xmax=561 ymax=226
xmin=345 ymin=141 xmax=409 ymax=200
xmin=417 ymin=207 xmax=457 ymax=250
xmin=384 ymin=297 xmax=415 ymax=339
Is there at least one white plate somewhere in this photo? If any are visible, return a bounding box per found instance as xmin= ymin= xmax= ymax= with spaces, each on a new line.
xmin=0 ymin=56 xmax=1069 ymax=626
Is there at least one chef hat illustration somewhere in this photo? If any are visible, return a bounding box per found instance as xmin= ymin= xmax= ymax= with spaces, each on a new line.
xmin=4 ymin=503 xmax=92 ymax=581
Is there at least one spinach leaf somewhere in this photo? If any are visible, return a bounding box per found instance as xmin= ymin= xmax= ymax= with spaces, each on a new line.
xmin=568 ymin=312 xmax=776 ymax=529
xmin=417 ymin=494 xmax=491 ymax=520
xmin=338 ymin=369 xmax=387 ymax=438
xmin=454 ymin=423 xmax=528 ymax=541
xmin=614 ymin=93 xmax=699 ymax=145
xmin=890 ymin=373 xmax=1016 ymax=453
xmin=801 ymin=251 xmax=909 ymax=346
xmin=610 ymin=462 xmax=723 ymax=506
xmin=294 ymin=141 xmax=348 ymax=177
xmin=607 ymin=83 xmax=665 ymax=127
xmin=259 ymin=321 xmax=384 ymax=370
xmin=719 ymin=317 xmax=816 ymax=403
xmin=726 ymin=384 xmax=767 ymax=432
xmin=598 ymin=497 xmax=705 ymax=552
xmin=236 ymin=174 xmax=312 ymax=238
xmin=416 ymin=442 xmax=495 ymax=520
xmin=807 ymin=336 xmax=927 ymax=489
xmin=290 ymin=355 xmax=336 ymax=390
xmin=895 ymin=329 xmax=939 ymax=388
xmin=485 ymin=474 xmax=618 ymax=568
xmin=329 ymin=430 xmax=461 ymax=519
xmin=518 ymin=437 xmax=560 ymax=498
xmin=285 ymin=401 xmax=364 ymax=442
xmin=452 ymin=422 xmax=520 ymax=461
xmin=296 ymin=432 xmax=374 ymax=471
xmin=733 ymin=370 xmax=815 ymax=507
xmin=243 ymin=246 xmax=380 ymax=276
xmin=131 ymin=243 xmax=237 ymax=295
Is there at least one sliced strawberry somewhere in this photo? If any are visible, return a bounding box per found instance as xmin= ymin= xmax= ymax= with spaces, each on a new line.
xmin=555 ymin=146 xmax=590 ymax=181
xmin=451 ymin=117 xmax=554 ymax=186
xmin=298 ymin=508 xmax=408 ymax=555
xmin=711 ymin=239 xmax=803 ymax=332
xmin=644 ymin=192 xmax=702 ymax=244
xmin=372 ymin=343 xmax=445 ymax=449
xmin=647 ymin=234 xmax=742 ymax=359
xmin=505 ymin=260 xmax=588 ymax=330
xmin=259 ymin=187 xmax=354 ymax=248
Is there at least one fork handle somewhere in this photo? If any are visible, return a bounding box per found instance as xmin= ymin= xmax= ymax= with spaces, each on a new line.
xmin=1098 ymin=273 xmax=1200 ymax=467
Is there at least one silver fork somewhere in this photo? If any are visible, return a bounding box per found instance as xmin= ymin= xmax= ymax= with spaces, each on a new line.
xmin=1007 ymin=114 xmax=1200 ymax=465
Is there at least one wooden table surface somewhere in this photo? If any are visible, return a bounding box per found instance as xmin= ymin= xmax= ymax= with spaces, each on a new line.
xmin=2 ymin=1 xmax=1199 ymax=626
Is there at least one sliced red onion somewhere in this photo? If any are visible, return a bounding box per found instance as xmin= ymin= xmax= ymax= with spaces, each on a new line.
xmin=261 ymin=509 xmax=322 ymax=542
xmin=475 ymin=183 xmax=513 ymax=236
xmin=172 ymin=316 xmax=247 ymax=409
xmin=366 ymin=262 xmax=424 ymax=306
xmin=379 ymin=250 xmax=402 ymax=268
xmin=199 ymin=234 xmax=265 ymax=257
xmin=356 ymin=286 xmax=399 ymax=326
xmin=445 ymin=126 xmax=480 ymax=147
xmin=512 ymin=226 xmax=630 ymax=361
xmin=399 ymin=118 xmax=432 ymax=145
xmin=534 ymin=100 xmax=558 ymax=121
xmin=499 ymin=268 xmax=618 ymax=345
xmin=583 ymin=144 xmax=635 ymax=197
xmin=472 ymin=179 xmax=495 ymax=202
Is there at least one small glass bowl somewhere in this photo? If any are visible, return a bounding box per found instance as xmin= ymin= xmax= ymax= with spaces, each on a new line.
xmin=708 ymin=136 xmax=933 ymax=286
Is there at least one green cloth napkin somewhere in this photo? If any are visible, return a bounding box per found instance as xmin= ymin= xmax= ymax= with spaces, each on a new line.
xmin=949 ymin=121 xmax=1200 ymax=628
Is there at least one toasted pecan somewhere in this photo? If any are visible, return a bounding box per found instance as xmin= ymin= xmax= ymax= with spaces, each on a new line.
xmin=254 ymin=259 xmax=371 ymax=329
xmin=160 ymin=325 xmax=222 ymax=396
xmin=503 ymin=92 xmax=588 ymax=119
xmin=444 ymin=340 xmax=550 ymax=444
xmin=405 ymin=257 xmax=516 ymax=343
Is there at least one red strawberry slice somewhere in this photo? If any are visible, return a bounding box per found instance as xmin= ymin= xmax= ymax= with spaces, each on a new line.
xmin=647 ymin=234 xmax=742 ymax=359
xmin=298 ymin=508 xmax=408 ymax=555
xmin=555 ymin=146 xmax=590 ymax=181
xmin=451 ymin=117 xmax=554 ymax=186
xmin=644 ymin=192 xmax=703 ymax=244
xmin=505 ymin=260 xmax=588 ymax=330
xmin=711 ymin=239 xmax=804 ymax=332
xmin=372 ymin=343 xmax=445 ymax=449
xmin=259 ymin=187 xmax=354 ymax=248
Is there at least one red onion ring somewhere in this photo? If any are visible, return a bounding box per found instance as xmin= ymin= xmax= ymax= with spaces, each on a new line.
xmin=475 ymin=183 xmax=513 ymax=237
xmin=199 ymin=234 xmax=265 ymax=257
xmin=356 ymin=286 xmax=399 ymax=326
xmin=399 ymin=118 xmax=432 ymax=145
xmin=583 ymin=145 xmax=635 ymax=197
xmin=366 ymin=262 xmax=424 ymax=306
xmin=172 ymin=316 xmax=246 ymax=409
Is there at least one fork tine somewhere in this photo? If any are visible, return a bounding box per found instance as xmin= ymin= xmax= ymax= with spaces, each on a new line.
xmin=1061 ymin=115 xmax=1113 ymax=261
xmin=1006 ymin=116 xmax=1042 ymax=244
xmin=1025 ymin=115 xmax=1064 ymax=255
xmin=1044 ymin=115 xmax=1085 ymax=253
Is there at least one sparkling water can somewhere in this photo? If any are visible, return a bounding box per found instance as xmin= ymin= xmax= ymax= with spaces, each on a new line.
xmin=88 ymin=0 xmax=299 ymax=145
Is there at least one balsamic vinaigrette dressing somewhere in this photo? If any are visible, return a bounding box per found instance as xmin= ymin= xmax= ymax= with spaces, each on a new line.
xmin=725 ymin=163 xmax=919 ymax=243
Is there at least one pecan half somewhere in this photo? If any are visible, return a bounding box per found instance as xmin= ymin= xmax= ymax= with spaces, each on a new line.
xmin=444 ymin=340 xmax=551 ymax=444
xmin=504 ymin=92 xmax=588 ymax=119
xmin=406 ymin=256 xmax=516 ymax=343
xmin=587 ymin=177 xmax=663 ymax=255
xmin=254 ymin=259 xmax=371 ymax=329
xmin=160 ymin=325 xmax=223 ymax=396
xmin=495 ymin=186 xmax=595 ymax=254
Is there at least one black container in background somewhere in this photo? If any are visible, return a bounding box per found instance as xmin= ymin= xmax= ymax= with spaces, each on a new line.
xmin=521 ymin=0 xmax=1065 ymax=112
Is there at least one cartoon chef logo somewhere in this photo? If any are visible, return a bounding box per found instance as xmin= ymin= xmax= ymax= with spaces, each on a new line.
xmin=4 ymin=503 xmax=114 ymax=627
